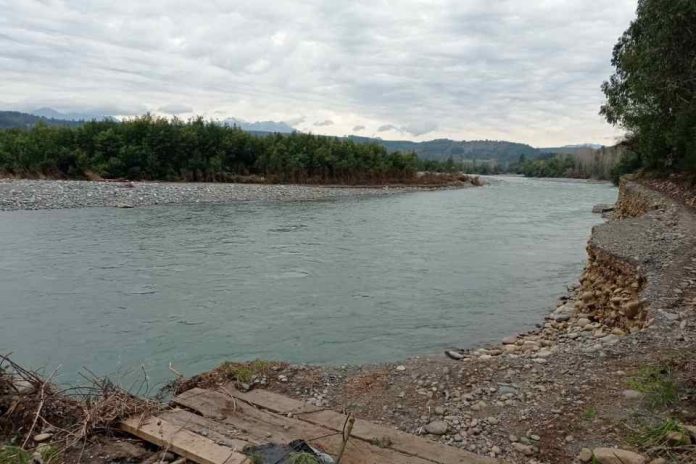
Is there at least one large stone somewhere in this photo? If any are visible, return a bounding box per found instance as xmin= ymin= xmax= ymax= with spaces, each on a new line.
xmin=502 ymin=336 xmax=517 ymax=345
xmin=592 ymin=448 xmax=646 ymax=464
xmin=424 ymin=420 xmax=448 ymax=435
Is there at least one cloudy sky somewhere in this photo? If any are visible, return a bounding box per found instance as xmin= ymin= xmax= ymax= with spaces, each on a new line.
xmin=0 ymin=0 xmax=637 ymax=146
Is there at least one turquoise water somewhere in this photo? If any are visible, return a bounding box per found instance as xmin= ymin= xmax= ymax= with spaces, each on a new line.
xmin=0 ymin=177 xmax=616 ymax=388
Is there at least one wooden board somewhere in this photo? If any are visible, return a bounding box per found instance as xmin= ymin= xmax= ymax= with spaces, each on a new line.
xmin=121 ymin=415 xmax=249 ymax=464
xmin=221 ymin=384 xmax=501 ymax=464
xmin=175 ymin=387 xmax=502 ymax=464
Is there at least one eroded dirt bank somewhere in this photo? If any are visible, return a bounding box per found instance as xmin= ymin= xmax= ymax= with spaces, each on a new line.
xmin=183 ymin=178 xmax=696 ymax=464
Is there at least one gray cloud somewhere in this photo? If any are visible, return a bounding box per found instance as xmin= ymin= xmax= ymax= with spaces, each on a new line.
xmin=158 ymin=103 xmax=193 ymax=114
xmin=352 ymin=125 xmax=365 ymax=132
xmin=314 ymin=119 xmax=334 ymax=126
xmin=0 ymin=0 xmax=638 ymax=146
xmin=378 ymin=124 xmax=400 ymax=132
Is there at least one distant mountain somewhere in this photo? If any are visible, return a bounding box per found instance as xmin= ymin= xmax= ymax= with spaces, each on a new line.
xmin=349 ymin=136 xmax=539 ymax=164
xmin=223 ymin=117 xmax=296 ymax=133
xmin=538 ymin=144 xmax=604 ymax=155
xmin=31 ymin=107 xmax=116 ymax=122
xmin=0 ymin=111 xmax=82 ymax=129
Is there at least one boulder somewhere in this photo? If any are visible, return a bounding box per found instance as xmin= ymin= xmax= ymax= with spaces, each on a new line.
xmin=592 ymin=448 xmax=646 ymax=464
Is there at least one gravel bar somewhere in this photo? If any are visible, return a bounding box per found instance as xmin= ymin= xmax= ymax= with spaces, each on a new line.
xmin=0 ymin=179 xmax=414 ymax=211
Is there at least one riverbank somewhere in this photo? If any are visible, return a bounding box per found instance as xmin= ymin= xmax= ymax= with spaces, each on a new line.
xmin=0 ymin=177 xmax=479 ymax=211
xmin=174 ymin=178 xmax=696 ymax=463
xmin=2 ymin=178 xmax=694 ymax=464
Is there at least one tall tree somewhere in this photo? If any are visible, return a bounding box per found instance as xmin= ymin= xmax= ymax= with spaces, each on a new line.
xmin=601 ymin=0 xmax=696 ymax=171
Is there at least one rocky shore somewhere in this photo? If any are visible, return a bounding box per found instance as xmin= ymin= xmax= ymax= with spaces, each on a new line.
xmin=182 ymin=178 xmax=696 ymax=464
xmin=0 ymin=179 xmax=447 ymax=211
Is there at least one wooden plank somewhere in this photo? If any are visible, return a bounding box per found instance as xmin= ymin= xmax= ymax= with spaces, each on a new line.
xmin=300 ymin=409 xmax=500 ymax=464
xmin=217 ymin=385 xmax=502 ymax=464
xmin=226 ymin=386 xmax=323 ymax=415
xmin=174 ymin=388 xmax=436 ymax=464
xmin=159 ymin=409 xmax=251 ymax=451
xmin=121 ymin=415 xmax=249 ymax=464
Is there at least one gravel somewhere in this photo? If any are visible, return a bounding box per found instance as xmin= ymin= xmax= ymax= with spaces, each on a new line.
xmin=0 ymin=179 xmax=414 ymax=211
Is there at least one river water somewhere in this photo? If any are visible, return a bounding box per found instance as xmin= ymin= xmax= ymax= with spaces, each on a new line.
xmin=0 ymin=177 xmax=616 ymax=388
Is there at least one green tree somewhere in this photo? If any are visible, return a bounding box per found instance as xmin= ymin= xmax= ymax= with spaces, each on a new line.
xmin=600 ymin=0 xmax=696 ymax=172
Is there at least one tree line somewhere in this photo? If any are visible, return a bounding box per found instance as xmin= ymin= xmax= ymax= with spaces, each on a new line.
xmin=601 ymin=0 xmax=696 ymax=176
xmin=0 ymin=115 xmax=459 ymax=184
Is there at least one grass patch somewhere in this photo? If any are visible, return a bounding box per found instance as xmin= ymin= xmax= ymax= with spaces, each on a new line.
xmin=628 ymin=365 xmax=679 ymax=409
xmin=0 ymin=446 xmax=32 ymax=464
xmin=220 ymin=360 xmax=273 ymax=384
xmin=582 ymin=406 xmax=598 ymax=421
xmin=629 ymin=418 xmax=689 ymax=450
xmin=287 ymin=452 xmax=320 ymax=464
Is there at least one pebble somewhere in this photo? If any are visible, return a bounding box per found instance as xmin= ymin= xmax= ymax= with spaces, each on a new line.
xmin=0 ymin=179 xmax=410 ymax=211
xmin=577 ymin=448 xmax=593 ymax=462
xmin=33 ymin=433 xmax=52 ymax=443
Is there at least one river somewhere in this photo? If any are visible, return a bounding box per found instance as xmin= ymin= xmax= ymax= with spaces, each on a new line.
xmin=0 ymin=176 xmax=616 ymax=388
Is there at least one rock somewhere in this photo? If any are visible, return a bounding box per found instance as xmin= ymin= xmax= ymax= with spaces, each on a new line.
xmin=512 ymin=443 xmax=535 ymax=456
xmin=647 ymin=459 xmax=666 ymax=464
xmin=33 ymin=433 xmax=52 ymax=443
xmin=502 ymin=336 xmax=517 ymax=345
xmin=554 ymin=313 xmax=571 ymax=322
xmin=424 ymin=420 xmax=448 ymax=435
xmin=593 ymin=203 xmax=615 ymax=213
xmin=107 ymin=441 xmax=149 ymax=461
xmin=664 ymin=431 xmax=690 ymax=445
xmin=13 ymin=379 xmax=35 ymax=394
xmin=592 ymin=448 xmax=646 ymax=464
xmin=622 ymin=389 xmax=645 ymax=400
xmin=433 ymin=406 xmax=445 ymax=415
xmin=395 ymin=365 xmax=406 ymax=371
xmin=535 ymin=349 xmax=553 ymax=358
xmin=445 ymin=350 xmax=464 ymax=360
xmin=577 ymin=448 xmax=593 ymax=463
xmin=684 ymin=424 xmax=696 ymax=440
xmin=576 ymin=318 xmax=591 ymax=327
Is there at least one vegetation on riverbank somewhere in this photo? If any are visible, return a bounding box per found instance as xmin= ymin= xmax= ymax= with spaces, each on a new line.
xmin=601 ymin=0 xmax=696 ymax=177
xmin=0 ymin=116 xmax=471 ymax=185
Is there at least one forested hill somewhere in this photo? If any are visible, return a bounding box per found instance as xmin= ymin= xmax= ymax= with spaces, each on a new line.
xmin=1 ymin=110 xmax=602 ymax=164
xmin=0 ymin=111 xmax=82 ymax=129
xmin=349 ymin=136 xmax=538 ymax=163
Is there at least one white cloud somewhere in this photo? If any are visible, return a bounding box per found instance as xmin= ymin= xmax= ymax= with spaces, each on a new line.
xmin=0 ymin=0 xmax=638 ymax=146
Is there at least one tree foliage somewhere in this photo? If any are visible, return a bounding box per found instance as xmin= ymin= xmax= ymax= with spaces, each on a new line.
xmin=601 ymin=0 xmax=696 ymax=172
xmin=0 ymin=115 xmax=444 ymax=184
